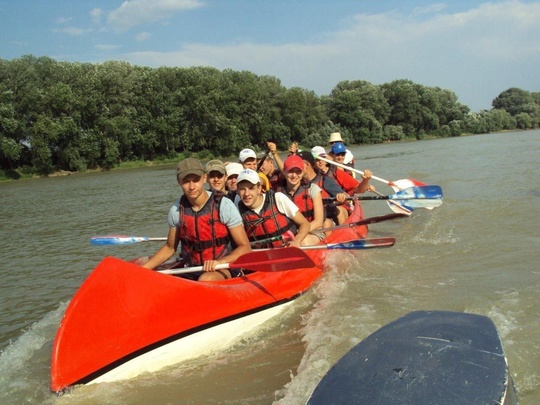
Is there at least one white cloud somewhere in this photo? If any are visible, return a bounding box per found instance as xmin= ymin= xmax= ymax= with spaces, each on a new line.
xmin=90 ymin=8 xmax=103 ymax=24
xmin=95 ymin=44 xmax=122 ymax=51
xmin=135 ymin=31 xmax=151 ymax=41
xmin=107 ymin=0 xmax=204 ymax=32
xmin=122 ymin=1 xmax=540 ymax=111
xmin=55 ymin=17 xmax=73 ymax=24
xmin=53 ymin=27 xmax=93 ymax=36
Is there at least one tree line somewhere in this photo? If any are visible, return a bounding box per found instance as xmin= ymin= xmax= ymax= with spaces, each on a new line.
xmin=1 ymin=55 xmax=539 ymax=178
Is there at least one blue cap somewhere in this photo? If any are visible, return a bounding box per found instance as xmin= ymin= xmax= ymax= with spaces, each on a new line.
xmin=330 ymin=142 xmax=346 ymax=154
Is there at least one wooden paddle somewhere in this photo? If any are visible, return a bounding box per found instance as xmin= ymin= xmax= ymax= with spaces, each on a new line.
xmin=158 ymin=247 xmax=316 ymax=275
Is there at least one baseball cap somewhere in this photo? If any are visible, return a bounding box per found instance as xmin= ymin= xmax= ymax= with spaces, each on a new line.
xmin=297 ymin=151 xmax=315 ymax=166
xmin=329 ymin=132 xmax=344 ymax=143
xmin=330 ymin=142 xmax=347 ymax=154
xmin=205 ymin=159 xmax=226 ymax=175
xmin=237 ymin=169 xmax=261 ymax=184
xmin=177 ymin=158 xmax=204 ymax=181
xmin=238 ymin=148 xmax=257 ymax=162
xmin=311 ymin=146 xmax=327 ymax=157
xmin=225 ymin=162 xmax=243 ymax=177
xmin=283 ymin=154 xmax=304 ymax=171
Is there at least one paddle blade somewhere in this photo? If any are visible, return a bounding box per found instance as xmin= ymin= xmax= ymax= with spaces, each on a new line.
xmin=90 ymin=235 xmax=153 ymax=245
xmin=235 ymin=247 xmax=316 ymax=272
xmin=389 ymin=178 xmax=426 ymax=192
xmin=391 ymin=186 xmax=443 ymax=208
xmin=326 ymin=238 xmax=395 ymax=250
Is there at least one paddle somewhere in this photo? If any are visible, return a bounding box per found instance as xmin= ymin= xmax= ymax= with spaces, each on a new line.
xmin=314 ymin=213 xmax=407 ymax=234
xmin=323 ymin=186 xmax=443 ymax=209
xmin=314 ymin=153 xmax=428 ymax=191
xmin=90 ymin=234 xmax=284 ymax=246
xmin=158 ymin=247 xmax=316 ymax=275
xmin=306 ymin=237 xmax=395 ymax=250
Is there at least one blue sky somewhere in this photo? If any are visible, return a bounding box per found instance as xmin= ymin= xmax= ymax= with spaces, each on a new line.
xmin=1 ymin=0 xmax=539 ymax=112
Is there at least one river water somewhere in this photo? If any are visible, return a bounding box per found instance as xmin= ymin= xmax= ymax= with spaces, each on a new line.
xmin=1 ymin=130 xmax=539 ymax=404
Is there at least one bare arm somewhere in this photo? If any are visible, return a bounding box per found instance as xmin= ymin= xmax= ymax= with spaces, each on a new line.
xmin=203 ymin=225 xmax=252 ymax=271
xmin=287 ymin=211 xmax=311 ymax=248
xmin=267 ymin=141 xmax=284 ymax=171
xmin=353 ymin=169 xmax=372 ymax=194
xmin=309 ymin=189 xmax=324 ymax=232
xmin=142 ymin=227 xmax=179 ymax=270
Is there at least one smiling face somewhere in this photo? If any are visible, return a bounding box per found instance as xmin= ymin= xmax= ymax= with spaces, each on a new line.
xmin=207 ymin=170 xmax=226 ymax=192
xmin=241 ymin=157 xmax=257 ymax=170
xmin=332 ymin=151 xmax=346 ymax=164
xmin=285 ymin=167 xmax=303 ymax=188
xmin=237 ymin=180 xmax=263 ymax=209
xmin=226 ymin=174 xmax=238 ymax=191
xmin=179 ymin=173 xmax=207 ymax=201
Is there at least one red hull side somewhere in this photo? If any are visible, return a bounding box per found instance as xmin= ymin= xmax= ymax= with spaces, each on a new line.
xmin=50 ymin=203 xmax=366 ymax=392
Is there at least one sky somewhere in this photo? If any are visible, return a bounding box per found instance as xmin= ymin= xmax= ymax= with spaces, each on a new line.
xmin=1 ymin=0 xmax=539 ymax=112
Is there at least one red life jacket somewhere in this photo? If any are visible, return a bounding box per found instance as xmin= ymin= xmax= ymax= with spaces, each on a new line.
xmin=177 ymin=192 xmax=232 ymax=266
xmin=239 ymin=189 xmax=296 ymax=248
xmin=277 ymin=181 xmax=315 ymax=222
xmin=312 ymin=173 xmax=330 ymax=198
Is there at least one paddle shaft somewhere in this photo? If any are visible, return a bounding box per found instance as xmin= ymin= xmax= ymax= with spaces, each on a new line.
xmin=315 ymin=154 xmax=393 ymax=186
xmin=313 ymin=213 xmax=407 ymax=234
xmin=158 ymin=247 xmax=315 ymax=275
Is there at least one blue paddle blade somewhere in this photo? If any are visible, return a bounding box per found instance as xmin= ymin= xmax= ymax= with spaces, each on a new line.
xmin=391 ymin=186 xmax=443 ymax=209
xmin=327 ymin=238 xmax=396 ymax=250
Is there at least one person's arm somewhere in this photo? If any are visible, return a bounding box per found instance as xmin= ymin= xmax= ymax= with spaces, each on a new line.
xmin=352 ymin=169 xmax=372 ymax=194
xmin=203 ymin=224 xmax=251 ymax=271
xmin=143 ymin=226 xmax=179 ymax=270
xmin=202 ymin=197 xmax=252 ymax=271
xmin=288 ymin=211 xmax=311 ymax=248
xmin=309 ymin=185 xmax=324 ymax=231
xmin=267 ymin=141 xmax=284 ymax=171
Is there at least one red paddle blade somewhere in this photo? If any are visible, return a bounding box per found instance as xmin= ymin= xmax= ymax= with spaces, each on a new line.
xmin=389 ymin=178 xmax=426 ymax=191
xmin=233 ymin=247 xmax=316 ymax=272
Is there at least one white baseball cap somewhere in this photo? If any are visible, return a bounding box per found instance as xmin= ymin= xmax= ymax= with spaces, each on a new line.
xmin=238 ymin=148 xmax=257 ymax=162
xmin=311 ymin=146 xmax=328 ymax=157
xmin=237 ymin=169 xmax=260 ymax=184
xmin=225 ymin=162 xmax=243 ymax=177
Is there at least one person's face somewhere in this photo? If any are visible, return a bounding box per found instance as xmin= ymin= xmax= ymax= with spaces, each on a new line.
xmin=237 ymin=181 xmax=262 ymax=208
xmin=207 ymin=170 xmax=225 ymax=191
xmin=179 ymin=173 xmax=207 ymax=200
xmin=260 ymin=158 xmax=274 ymax=175
xmin=285 ymin=167 xmax=303 ymax=187
xmin=315 ymin=158 xmax=328 ymax=172
xmin=333 ymin=152 xmax=346 ymax=164
xmin=242 ymin=158 xmax=257 ymax=170
xmin=226 ymin=174 xmax=238 ymax=191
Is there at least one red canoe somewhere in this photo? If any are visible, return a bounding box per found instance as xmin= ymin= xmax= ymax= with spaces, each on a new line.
xmin=50 ymin=203 xmax=367 ymax=393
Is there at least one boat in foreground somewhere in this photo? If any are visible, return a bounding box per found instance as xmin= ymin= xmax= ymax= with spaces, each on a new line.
xmin=307 ymin=310 xmax=518 ymax=405
xmin=50 ymin=202 xmax=368 ymax=393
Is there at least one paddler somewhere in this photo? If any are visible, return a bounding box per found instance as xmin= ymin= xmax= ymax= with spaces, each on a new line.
xmin=143 ymin=158 xmax=251 ymax=281
xmin=235 ymin=168 xmax=311 ymax=249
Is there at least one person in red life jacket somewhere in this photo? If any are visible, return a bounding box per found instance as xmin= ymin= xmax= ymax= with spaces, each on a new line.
xmin=329 ymin=132 xmax=355 ymax=176
xmin=224 ymin=162 xmax=243 ymax=201
xmin=300 ymin=149 xmax=350 ymax=226
xmin=205 ymin=159 xmax=227 ymax=194
xmin=235 ymin=168 xmax=311 ymax=249
xmin=143 ymin=158 xmax=251 ymax=281
xmin=275 ymin=154 xmax=325 ymax=245
xmin=323 ymin=142 xmax=373 ymax=195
